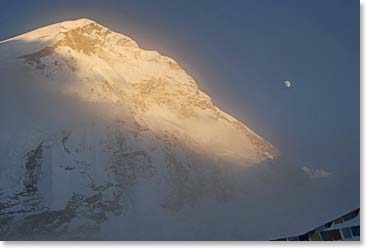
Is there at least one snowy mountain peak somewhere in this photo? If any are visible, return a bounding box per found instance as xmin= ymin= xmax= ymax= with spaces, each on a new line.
xmin=48 ymin=17 xmax=99 ymax=31
xmin=63 ymin=17 xmax=97 ymax=26
xmin=0 ymin=19 xmax=278 ymax=164
xmin=0 ymin=19 xmax=311 ymax=241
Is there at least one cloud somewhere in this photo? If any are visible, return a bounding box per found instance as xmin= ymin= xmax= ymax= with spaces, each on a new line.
xmin=302 ymin=166 xmax=333 ymax=178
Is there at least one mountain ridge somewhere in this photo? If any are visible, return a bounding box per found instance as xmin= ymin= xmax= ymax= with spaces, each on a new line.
xmin=0 ymin=18 xmax=278 ymax=164
xmin=0 ymin=19 xmax=328 ymax=240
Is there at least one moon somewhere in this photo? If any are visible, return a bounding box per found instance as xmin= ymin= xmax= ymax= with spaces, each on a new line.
xmin=284 ymin=80 xmax=292 ymax=88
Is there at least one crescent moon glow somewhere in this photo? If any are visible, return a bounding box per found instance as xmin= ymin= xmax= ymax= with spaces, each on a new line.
xmin=284 ymin=80 xmax=292 ymax=88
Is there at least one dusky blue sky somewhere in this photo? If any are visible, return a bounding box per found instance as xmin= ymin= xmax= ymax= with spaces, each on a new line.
xmin=0 ymin=1 xmax=359 ymax=182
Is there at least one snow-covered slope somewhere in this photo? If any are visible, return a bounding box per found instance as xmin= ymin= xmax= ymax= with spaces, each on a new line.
xmin=0 ymin=19 xmax=345 ymax=240
xmin=1 ymin=18 xmax=278 ymax=164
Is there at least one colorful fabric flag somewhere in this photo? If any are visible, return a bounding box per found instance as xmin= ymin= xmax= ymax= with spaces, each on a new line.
xmin=351 ymin=226 xmax=360 ymax=237
xmin=334 ymin=217 xmax=343 ymax=225
xmin=352 ymin=209 xmax=360 ymax=217
xmin=298 ymin=233 xmax=309 ymax=241
xmin=325 ymin=221 xmax=333 ymax=228
xmin=310 ymin=232 xmax=322 ymax=241
xmin=342 ymin=212 xmax=355 ymax=222
xmin=270 ymin=208 xmax=360 ymax=241
xmin=309 ymin=208 xmax=359 ymax=233
xmin=341 ymin=227 xmax=352 ymax=239
xmin=320 ymin=230 xmax=332 ymax=241
xmin=330 ymin=229 xmax=342 ymax=240
xmin=273 ymin=226 xmax=360 ymax=241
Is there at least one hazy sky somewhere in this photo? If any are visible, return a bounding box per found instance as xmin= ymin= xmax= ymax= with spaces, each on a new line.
xmin=0 ymin=0 xmax=359 ymax=186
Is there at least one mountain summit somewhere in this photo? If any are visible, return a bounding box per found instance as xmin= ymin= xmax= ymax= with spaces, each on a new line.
xmin=0 ymin=19 xmax=316 ymax=240
xmin=2 ymin=18 xmax=278 ymax=163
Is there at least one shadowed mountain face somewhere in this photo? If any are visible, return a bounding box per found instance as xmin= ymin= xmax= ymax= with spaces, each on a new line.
xmin=0 ymin=19 xmax=341 ymax=240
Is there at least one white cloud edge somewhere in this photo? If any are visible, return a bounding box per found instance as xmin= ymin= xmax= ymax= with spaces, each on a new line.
xmin=302 ymin=166 xmax=333 ymax=178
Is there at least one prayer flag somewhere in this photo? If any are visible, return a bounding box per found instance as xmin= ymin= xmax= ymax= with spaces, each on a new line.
xmin=341 ymin=227 xmax=352 ymax=239
xmin=351 ymin=226 xmax=360 ymax=237
xmin=320 ymin=231 xmax=332 ymax=241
